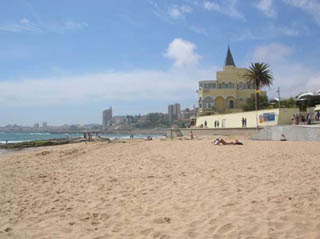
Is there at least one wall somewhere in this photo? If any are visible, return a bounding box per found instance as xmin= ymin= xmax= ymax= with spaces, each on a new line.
xmin=251 ymin=125 xmax=320 ymax=141
xmin=196 ymin=108 xmax=299 ymax=128
xmin=167 ymin=128 xmax=260 ymax=137
xmin=279 ymin=108 xmax=300 ymax=125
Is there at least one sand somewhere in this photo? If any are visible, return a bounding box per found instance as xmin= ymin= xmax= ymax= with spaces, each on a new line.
xmin=1 ymin=137 xmax=320 ymax=239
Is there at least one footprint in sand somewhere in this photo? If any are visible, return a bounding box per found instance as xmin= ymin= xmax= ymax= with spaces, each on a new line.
xmin=140 ymin=228 xmax=153 ymax=236
xmin=153 ymin=217 xmax=171 ymax=224
xmin=216 ymin=223 xmax=233 ymax=234
xmin=152 ymin=231 xmax=170 ymax=239
xmin=184 ymin=230 xmax=198 ymax=238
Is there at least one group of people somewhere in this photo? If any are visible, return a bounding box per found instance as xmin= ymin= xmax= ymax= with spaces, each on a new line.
xmin=83 ymin=132 xmax=93 ymax=141
xmin=200 ymin=120 xmax=221 ymax=128
xmin=241 ymin=117 xmax=247 ymax=127
xmin=291 ymin=112 xmax=319 ymax=125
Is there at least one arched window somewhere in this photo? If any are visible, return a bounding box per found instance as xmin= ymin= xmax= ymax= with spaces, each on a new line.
xmin=221 ymin=82 xmax=226 ymax=88
xmin=203 ymin=96 xmax=214 ymax=109
xmin=229 ymin=100 xmax=234 ymax=109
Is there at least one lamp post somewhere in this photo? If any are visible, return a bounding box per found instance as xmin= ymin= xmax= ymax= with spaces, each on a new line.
xmin=277 ymin=87 xmax=281 ymax=126
xmin=255 ymin=89 xmax=260 ymax=128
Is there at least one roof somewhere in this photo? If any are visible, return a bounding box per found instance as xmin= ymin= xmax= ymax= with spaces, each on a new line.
xmin=224 ymin=45 xmax=236 ymax=67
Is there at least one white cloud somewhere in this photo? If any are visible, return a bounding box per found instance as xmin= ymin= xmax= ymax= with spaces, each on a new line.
xmin=189 ymin=25 xmax=208 ymax=35
xmin=0 ymin=18 xmax=88 ymax=33
xmin=256 ymin=0 xmax=276 ymax=18
xmin=252 ymin=43 xmax=293 ymax=62
xmin=234 ymin=23 xmax=309 ymax=41
xmin=0 ymin=18 xmax=41 ymax=32
xmin=233 ymin=29 xmax=265 ymax=41
xmin=203 ymin=0 xmax=244 ymax=19
xmin=164 ymin=38 xmax=201 ymax=67
xmin=168 ymin=5 xmax=193 ymax=19
xmin=0 ymin=38 xmax=213 ymax=107
xmin=58 ymin=21 xmax=88 ymax=31
xmin=273 ymin=25 xmax=299 ymax=36
xmin=204 ymin=1 xmax=220 ymax=11
xmin=282 ymin=0 xmax=320 ymax=25
xmin=0 ymin=67 xmax=219 ymax=107
xmin=168 ymin=8 xmax=182 ymax=19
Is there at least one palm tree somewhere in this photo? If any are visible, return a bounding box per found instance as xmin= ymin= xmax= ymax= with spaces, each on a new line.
xmin=245 ymin=62 xmax=273 ymax=110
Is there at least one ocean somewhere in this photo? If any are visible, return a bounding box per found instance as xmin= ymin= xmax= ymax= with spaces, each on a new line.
xmin=0 ymin=132 xmax=164 ymax=144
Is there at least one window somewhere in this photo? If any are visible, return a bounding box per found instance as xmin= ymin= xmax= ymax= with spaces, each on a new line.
xmin=229 ymin=100 xmax=234 ymax=109
xmin=203 ymin=96 xmax=214 ymax=109
xmin=208 ymin=83 xmax=216 ymax=89
xmin=228 ymin=82 xmax=234 ymax=88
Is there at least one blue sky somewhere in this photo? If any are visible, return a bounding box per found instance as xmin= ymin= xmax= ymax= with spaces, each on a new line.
xmin=1 ymin=0 xmax=320 ymax=125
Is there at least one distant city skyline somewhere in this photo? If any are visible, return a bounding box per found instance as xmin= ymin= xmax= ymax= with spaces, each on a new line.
xmin=1 ymin=0 xmax=320 ymax=125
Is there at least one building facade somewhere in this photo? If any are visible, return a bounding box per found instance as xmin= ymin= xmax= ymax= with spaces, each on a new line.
xmin=102 ymin=107 xmax=112 ymax=130
xmin=168 ymin=103 xmax=181 ymax=121
xmin=196 ymin=108 xmax=299 ymax=128
xmin=198 ymin=46 xmax=260 ymax=116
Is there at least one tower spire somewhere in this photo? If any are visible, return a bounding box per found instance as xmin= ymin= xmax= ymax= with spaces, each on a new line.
xmin=224 ymin=45 xmax=235 ymax=67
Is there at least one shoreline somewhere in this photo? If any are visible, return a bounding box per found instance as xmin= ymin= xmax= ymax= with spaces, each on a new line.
xmin=0 ymin=129 xmax=168 ymax=135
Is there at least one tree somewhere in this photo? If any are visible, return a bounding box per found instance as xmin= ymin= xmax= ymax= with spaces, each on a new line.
xmin=280 ymin=97 xmax=296 ymax=108
xmin=245 ymin=63 xmax=273 ymax=110
xmin=242 ymin=94 xmax=269 ymax=112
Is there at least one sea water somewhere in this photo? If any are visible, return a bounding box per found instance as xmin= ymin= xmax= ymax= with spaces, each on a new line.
xmin=0 ymin=132 xmax=164 ymax=144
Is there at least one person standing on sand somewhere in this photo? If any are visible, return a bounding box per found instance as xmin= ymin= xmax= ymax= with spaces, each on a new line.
xmin=190 ymin=131 xmax=194 ymax=140
xmin=307 ymin=113 xmax=312 ymax=125
xmin=292 ymin=114 xmax=297 ymax=125
xmin=296 ymin=114 xmax=299 ymax=125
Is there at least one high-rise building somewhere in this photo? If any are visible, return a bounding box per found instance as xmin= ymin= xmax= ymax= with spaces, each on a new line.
xmin=168 ymin=103 xmax=181 ymax=121
xmin=102 ymin=107 xmax=112 ymax=130
xmin=42 ymin=122 xmax=48 ymax=128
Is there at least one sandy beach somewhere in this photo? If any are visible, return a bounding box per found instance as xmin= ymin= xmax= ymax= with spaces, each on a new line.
xmin=1 ymin=137 xmax=320 ymax=239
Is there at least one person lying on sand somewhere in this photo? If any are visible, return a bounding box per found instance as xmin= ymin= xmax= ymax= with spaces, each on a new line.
xmin=213 ymin=138 xmax=243 ymax=145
